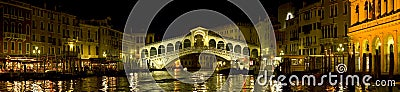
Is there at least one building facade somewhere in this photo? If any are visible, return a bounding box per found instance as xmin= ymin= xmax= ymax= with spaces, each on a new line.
xmin=348 ymin=0 xmax=400 ymax=76
xmin=278 ymin=0 xmax=351 ymax=72
xmin=0 ymin=0 xmax=142 ymax=62
xmin=1 ymin=1 xmax=31 ymax=56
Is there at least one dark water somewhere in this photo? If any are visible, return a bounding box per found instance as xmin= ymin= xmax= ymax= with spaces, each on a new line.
xmin=0 ymin=71 xmax=399 ymax=92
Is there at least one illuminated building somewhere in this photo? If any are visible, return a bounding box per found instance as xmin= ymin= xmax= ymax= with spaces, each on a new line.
xmin=0 ymin=0 xmax=152 ymax=67
xmin=348 ymin=0 xmax=400 ymax=76
xmin=1 ymin=1 xmax=32 ymax=55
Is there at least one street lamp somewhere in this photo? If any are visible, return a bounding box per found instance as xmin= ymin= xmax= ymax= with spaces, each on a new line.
xmin=103 ymin=52 xmax=107 ymax=58
xmin=279 ymin=50 xmax=285 ymax=56
xmin=337 ymin=44 xmax=345 ymax=64
xmin=33 ymin=46 xmax=40 ymax=72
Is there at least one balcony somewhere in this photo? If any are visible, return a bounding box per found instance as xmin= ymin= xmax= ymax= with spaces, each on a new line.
xmin=349 ymin=12 xmax=400 ymax=33
xmin=18 ymin=17 xmax=24 ymax=21
xmin=4 ymin=32 xmax=13 ymax=39
xmin=3 ymin=14 xmax=10 ymax=18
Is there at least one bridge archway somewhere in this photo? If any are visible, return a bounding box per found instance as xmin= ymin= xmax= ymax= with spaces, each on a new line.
xmin=175 ymin=41 xmax=182 ymax=50
xmin=243 ymin=47 xmax=250 ymax=56
xmin=184 ymin=39 xmax=191 ymax=48
xmin=217 ymin=41 xmax=224 ymax=49
xmin=158 ymin=45 xmax=166 ymax=54
xmin=234 ymin=45 xmax=242 ymax=54
xmin=226 ymin=43 xmax=233 ymax=51
xmin=209 ymin=39 xmax=216 ymax=48
xmin=251 ymin=49 xmax=258 ymax=58
xmin=167 ymin=43 xmax=174 ymax=52
xmin=141 ymin=49 xmax=149 ymax=58
xmin=150 ymin=47 xmax=157 ymax=56
xmin=194 ymin=34 xmax=204 ymax=47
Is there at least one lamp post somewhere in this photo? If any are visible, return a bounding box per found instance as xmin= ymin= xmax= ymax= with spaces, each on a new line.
xmin=33 ymin=46 xmax=40 ymax=73
xmin=69 ymin=43 xmax=74 ymax=74
xmin=337 ymin=44 xmax=345 ymax=65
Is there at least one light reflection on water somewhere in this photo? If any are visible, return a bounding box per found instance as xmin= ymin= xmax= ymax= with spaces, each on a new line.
xmin=0 ymin=71 xmax=399 ymax=92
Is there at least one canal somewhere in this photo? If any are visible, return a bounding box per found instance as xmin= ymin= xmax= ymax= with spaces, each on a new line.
xmin=1 ymin=71 xmax=399 ymax=91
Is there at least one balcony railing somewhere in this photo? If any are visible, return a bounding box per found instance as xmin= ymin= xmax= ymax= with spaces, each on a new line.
xmin=4 ymin=33 xmax=26 ymax=40
xmin=349 ymin=12 xmax=400 ymax=33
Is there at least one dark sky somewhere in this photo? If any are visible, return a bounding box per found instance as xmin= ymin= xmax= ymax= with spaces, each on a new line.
xmin=24 ymin=0 xmax=286 ymax=32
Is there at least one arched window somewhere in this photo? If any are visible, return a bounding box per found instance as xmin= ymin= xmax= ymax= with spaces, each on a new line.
xmin=167 ymin=43 xmax=174 ymax=52
xmin=11 ymin=22 xmax=15 ymax=33
xmin=3 ymin=21 xmax=8 ymax=32
xmin=26 ymin=25 xmax=30 ymax=35
xmin=18 ymin=23 xmax=22 ymax=34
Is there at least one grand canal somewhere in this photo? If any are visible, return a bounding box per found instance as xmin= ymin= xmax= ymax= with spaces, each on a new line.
xmin=1 ymin=71 xmax=400 ymax=91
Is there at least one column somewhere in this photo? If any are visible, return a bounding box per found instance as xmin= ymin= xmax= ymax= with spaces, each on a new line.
xmin=394 ymin=33 xmax=398 ymax=75
xmin=382 ymin=0 xmax=387 ymax=15
xmin=368 ymin=40 xmax=373 ymax=74
xmin=360 ymin=40 xmax=364 ymax=73
xmin=388 ymin=0 xmax=393 ymax=12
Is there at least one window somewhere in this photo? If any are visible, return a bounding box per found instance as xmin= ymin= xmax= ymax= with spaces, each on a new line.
xmin=88 ymin=45 xmax=91 ymax=55
xmin=26 ymin=44 xmax=30 ymax=54
xmin=11 ymin=42 xmax=14 ymax=51
xmin=11 ymin=23 xmax=15 ymax=33
xmin=3 ymin=21 xmax=8 ymax=32
xmin=32 ymin=20 xmax=36 ymax=29
xmin=40 ymin=21 xmax=44 ymax=30
xmin=334 ymin=24 xmax=337 ymax=38
xmin=18 ymin=42 xmax=22 ymax=53
xmin=41 ymin=47 xmax=44 ymax=53
xmin=32 ymin=35 xmax=36 ymax=41
xmin=26 ymin=25 xmax=30 ymax=35
xmin=40 ymin=36 xmax=45 ymax=42
xmin=344 ymin=1 xmax=348 ymax=14
xmin=321 ymin=7 xmax=325 ymax=19
xmin=48 ymin=23 xmax=51 ymax=32
xmin=334 ymin=4 xmax=338 ymax=17
xmin=330 ymin=5 xmax=333 ymax=17
xmin=17 ymin=23 xmax=22 ymax=33
xmin=58 ymin=48 xmax=61 ymax=54
xmin=58 ymin=25 xmax=61 ymax=33
xmin=3 ymin=42 xmax=8 ymax=52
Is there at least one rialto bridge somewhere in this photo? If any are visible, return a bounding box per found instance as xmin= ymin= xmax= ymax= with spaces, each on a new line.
xmin=138 ymin=27 xmax=261 ymax=69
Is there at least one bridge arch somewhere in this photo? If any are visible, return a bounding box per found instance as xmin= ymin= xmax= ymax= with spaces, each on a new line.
xmin=175 ymin=41 xmax=182 ymax=50
xmin=150 ymin=47 xmax=157 ymax=56
xmin=209 ymin=39 xmax=216 ymax=48
xmin=184 ymin=39 xmax=191 ymax=48
xmin=234 ymin=45 xmax=242 ymax=54
xmin=226 ymin=43 xmax=233 ymax=51
xmin=217 ymin=41 xmax=224 ymax=49
xmin=158 ymin=45 xmax=166 ymax=54
xmin=141 ymin=49 xmax=149 ymax=58
xmin=167 ymin=43 xmax=174 ymax=52
xmin=251 ymin=49 xmax=258 ymax=58
xmin=243 ymin=47 xmax=250 ymax=55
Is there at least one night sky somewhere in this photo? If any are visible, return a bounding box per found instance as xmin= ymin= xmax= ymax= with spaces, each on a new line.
xmin=23 ymin=0 xmax=289 ymax=35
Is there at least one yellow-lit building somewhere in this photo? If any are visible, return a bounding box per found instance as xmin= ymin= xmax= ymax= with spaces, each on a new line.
xmin=348 ymin=0 xmax=400 ymax=76
xmin=79 ymin=24 xmax=100 ymax=59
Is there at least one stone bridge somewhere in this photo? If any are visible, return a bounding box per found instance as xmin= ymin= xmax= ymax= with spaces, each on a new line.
xmin=139 ymin=27 xmax=260 ymax=69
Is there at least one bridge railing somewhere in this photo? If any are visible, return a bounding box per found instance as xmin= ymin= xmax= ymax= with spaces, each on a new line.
xmin=142 ymin=46 xmax=248 ymax=61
